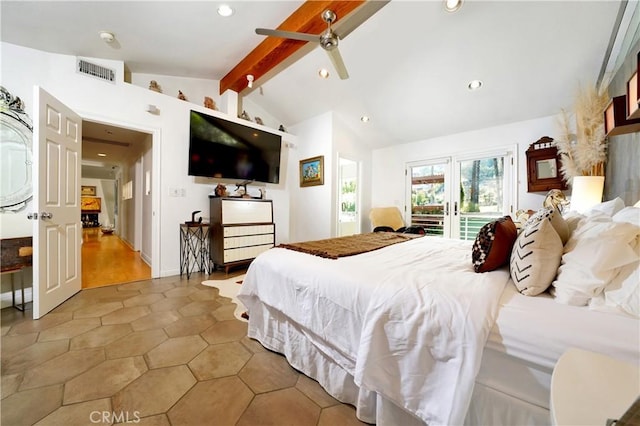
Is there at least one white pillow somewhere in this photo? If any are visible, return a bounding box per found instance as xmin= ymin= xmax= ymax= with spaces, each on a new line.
xmin=551 ymin=216 xmax=640 ymax=306
xmin=612 ymin=206 xmax=640 ymax=227
xmin=523 ymin=207 xmax=570 ymax=245
xmin=510 ymin=218 xmax=563 ymax=296
xmin=587 ymin=197 xmax=625 ymax=217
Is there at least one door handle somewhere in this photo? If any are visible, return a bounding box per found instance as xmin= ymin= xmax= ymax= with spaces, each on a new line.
xmin=454 ymin=202 xmax=458 ymax=216
xmin=40 ymin=212 xmax=53 ymax=220
xmin=27 ymin=212 xmax=38 ymax=220
xmin=444 ymin=202 xmax=449 ymax=216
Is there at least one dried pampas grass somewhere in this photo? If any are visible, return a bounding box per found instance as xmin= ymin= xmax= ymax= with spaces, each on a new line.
xmin=556 ymin=84 xmax=608 ymax=179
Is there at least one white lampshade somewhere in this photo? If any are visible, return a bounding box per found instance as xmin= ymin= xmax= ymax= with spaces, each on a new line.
xmin=570 ymin=176 xmax=605 ymax=213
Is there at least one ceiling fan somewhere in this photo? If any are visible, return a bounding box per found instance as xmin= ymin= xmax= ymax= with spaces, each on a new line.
xmin=256 ymin=9 xmax=351 ymax=80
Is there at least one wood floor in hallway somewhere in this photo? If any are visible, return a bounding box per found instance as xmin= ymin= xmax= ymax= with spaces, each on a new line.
xmin=81 ymin=228 xmax=151 ymax=289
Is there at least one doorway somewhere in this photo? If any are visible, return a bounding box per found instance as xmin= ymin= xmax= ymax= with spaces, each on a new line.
xmin=81 ymin=120 xmax=153 ymax=288
xmin=406 ymin=147 xmax=515 ymax=240
xmin=337 ymin=156 xmax=360 ymax=236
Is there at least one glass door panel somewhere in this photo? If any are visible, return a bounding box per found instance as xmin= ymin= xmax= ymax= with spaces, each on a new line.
xmin=455 ymin=156 xmax=507 ymax=240
xmin=408 ymin=161 xmax=450 ymax=237
xmin=338 ymin=157 xmax=359 ymax=236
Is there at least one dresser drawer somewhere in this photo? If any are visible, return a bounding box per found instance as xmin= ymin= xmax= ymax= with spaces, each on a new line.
xmin=223 ymin=244 xmax=273 ymax=263
xmin=221 ymin=199 xmax=272 ymax=224
xmin=223 ymin=234 xmax=274 ymax=249
xmin=223 ymin=224 xmax=274 ymax=237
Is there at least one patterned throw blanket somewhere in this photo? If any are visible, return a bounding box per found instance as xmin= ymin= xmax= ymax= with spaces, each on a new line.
xmin=277 ymin=232 xmax=421 ymax=259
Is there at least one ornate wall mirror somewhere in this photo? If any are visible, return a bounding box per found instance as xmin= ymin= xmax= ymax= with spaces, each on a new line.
xmin=0 ymin=87 xmax=33 ymax=212
xmin=526 ymin=136 xmax=568 ymax=192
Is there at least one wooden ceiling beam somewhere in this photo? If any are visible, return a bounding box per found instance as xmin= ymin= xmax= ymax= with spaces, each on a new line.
xmin=219 ymin=0 xmax=365 ymax=95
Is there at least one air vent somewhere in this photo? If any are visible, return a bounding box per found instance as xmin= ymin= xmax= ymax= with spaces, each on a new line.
xmin=77 ymin=59 xmax=115 ymax=83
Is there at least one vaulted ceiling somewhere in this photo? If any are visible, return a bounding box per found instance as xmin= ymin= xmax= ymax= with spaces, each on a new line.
xmin=1 ymin=1 xmax=632 ymax=152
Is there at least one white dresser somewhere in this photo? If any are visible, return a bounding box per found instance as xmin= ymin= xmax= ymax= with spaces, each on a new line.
xmin=209 ymin=197 xmax=275 ymax=272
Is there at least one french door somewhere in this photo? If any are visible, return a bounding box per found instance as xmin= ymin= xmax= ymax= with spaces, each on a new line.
xmin=406 ymin=148 xmax=514 ymax=240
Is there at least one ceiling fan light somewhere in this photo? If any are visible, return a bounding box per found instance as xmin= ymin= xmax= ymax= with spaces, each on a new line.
xmin=99 ymin=31 xmax=115 ymax=43
xmin=318 ymin=68 xmax=330 ymax=79
xmin=247 ymin=74 xmax=254 ymax=88
xmin=217 ymin=4 xmax=234 ymax=17
xmin=444 ymin=0 xmax=463 ymax=13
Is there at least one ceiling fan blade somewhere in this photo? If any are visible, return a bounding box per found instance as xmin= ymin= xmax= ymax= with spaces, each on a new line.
xmin=327 ymin=48 xmax=349 ymax=80
xmin=334 ymin=0 xmax=390 ymax=39
xmin=256 ymin=28 xmax=319 ymax=43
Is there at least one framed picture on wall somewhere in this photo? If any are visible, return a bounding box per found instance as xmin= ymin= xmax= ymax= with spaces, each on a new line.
xmin=81 ymin=197 xmax=101 ymax=212
xmin=81 ymin=185 xmax=96 ymax=196
xmin=300 ymin=156 xmax=324 ymax=187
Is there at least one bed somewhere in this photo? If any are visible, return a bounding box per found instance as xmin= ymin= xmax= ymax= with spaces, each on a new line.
xmin=237 ymin=205 xmax=640 ymax=425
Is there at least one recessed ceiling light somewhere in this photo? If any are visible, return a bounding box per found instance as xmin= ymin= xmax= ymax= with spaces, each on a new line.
xmin=444 ymin=0 xmax=463 ymax=13
xmin=318 ymin=68 xmax=330 ymax=79
xmin=217 ymin=4 xmax=234 ymax=17
xmin=468 ymin=80 xmax=483 ymax=90
xmin=99 ymin=31 xmax=115 ymax=43
xmin=360 ymin=116 xmax=370 ymax=123
xmin=98 ymin=153 xmax=107 ymax=157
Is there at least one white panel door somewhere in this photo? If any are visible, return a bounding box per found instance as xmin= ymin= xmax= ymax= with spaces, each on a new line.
xmin=32 ymin=86 xmax=82 ymax=319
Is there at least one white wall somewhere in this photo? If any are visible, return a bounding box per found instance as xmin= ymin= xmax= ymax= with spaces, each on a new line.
xmin=0 ymin=42 xmax=294 ymax=278
xmin=289 ymin=112 xmax=334 ymax=242
xmin=141 ymin=136 xmax=153 ymax=265
xmin=371 ymin=115 xmax=560 ymax=215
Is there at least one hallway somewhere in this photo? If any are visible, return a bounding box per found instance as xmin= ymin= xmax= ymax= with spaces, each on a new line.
xmin=82 ymin=228 xmax=151 ymax=289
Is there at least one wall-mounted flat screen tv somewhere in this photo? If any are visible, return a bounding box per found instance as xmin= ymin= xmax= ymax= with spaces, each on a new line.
xmin=188 ymin=110 xmax=282 ymax=184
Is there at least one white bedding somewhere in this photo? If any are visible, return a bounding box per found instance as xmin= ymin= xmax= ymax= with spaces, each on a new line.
xmin=238 ymin=236 xmax=510 ymax=425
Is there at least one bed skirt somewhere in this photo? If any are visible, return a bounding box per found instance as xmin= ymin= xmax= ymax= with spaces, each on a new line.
xmin=245 ymin=297 xmax=548 ymax=425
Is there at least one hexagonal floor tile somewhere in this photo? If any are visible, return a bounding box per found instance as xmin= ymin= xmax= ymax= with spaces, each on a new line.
xmin=167 ymin=376 xmax=253 ymax=426
xmin=63 ymin=356 xmax=148 ymax=404
xmin=19 ymin=347 xmax=105 ymax=390
xmin=188 ymin=342 xmax=251 ymax=380
xmin=296 ymin=374 xmax=340 ymax=409
xmin=34 ymin=398 xmax=111 ymax=426
xmin=123 ymin=293 xmax=165 ymax=308
xmin=101 ymin=306 xmax=151 ymax=325
xmin=200 ymin=320 xmax=247 ymax=344
xmin=37 ymin=318 xmax=101 ymax=342
xmin=112 ymin=365 xmax=196 ymax=418
xmin=130 ymin=311 xmax=181 ymax=332
xmin=178 ymin=300 xmax=222 ymax=317
xmin=163 ymin=314 xmax=216 ymax=338
xmin=69 ymin=323 xmax=132 ymax=350
xmin=238 ymin=351 xmax=299 ymax=393
xmin=144 ymin=335 xmax=207 ymax=369
xmin=1 ymin=384 xmax=63 ymax=426
xmin=104 ymin=329 xmax=167 ymax=359
xmin=237 ymin=387 xmax=321 ymax=426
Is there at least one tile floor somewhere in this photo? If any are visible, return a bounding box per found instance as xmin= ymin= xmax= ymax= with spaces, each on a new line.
xmin=1 ymin=272 xmax=367 ymax=425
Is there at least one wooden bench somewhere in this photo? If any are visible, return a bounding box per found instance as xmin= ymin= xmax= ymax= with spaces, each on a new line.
xmin=1 ymin=237 xmax=33 ymax=311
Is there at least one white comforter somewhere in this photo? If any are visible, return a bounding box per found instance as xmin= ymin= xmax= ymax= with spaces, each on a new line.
xmin=238 ymin=236 xmax=510 ymax=425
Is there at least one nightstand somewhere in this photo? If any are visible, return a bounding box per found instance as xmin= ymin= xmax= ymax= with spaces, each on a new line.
xmin=550 ymin=348 xmax=640 ymax=425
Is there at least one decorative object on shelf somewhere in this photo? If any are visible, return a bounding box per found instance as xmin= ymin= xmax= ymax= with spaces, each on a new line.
xmin=259 ymin=188 xmax=266 ymax=199
xmin=204 ymin=96 xmax=216 ymax=110
xmin=300 ymin=155 xmax=324 ymax=187
xmin=185 ymin=210 xmax=203 ymax=226
xmin=525 ymin=136 xmax=567 ymax=192
xmin=278 ymin=124 xmax=287 ymax=132
xmin=233 ymin=180 xmax=252 ymax=198
xmin=604 ymin=95 xmax=640 ymax=136
xmin=239 ymin=110 xmax=251 ymax=121
xmin=148 ymin=80 xmax=162 ymax=93
xmin=543 ymin=189 xmax=569 ymax=213
xmin=178 ymin=90 xmax=187 ymax=101
xmin=0 ymin=86 xmax=33 ymax=212
xmin=214 ymin=183 xmax=227 ymax=197
xmin=254 ymin=116 xmax=263 ymax=125
xmin=81 ymin=185 xmax=97 ymax=196
xmin=555 ymin=84 xmax=608 ymax=183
